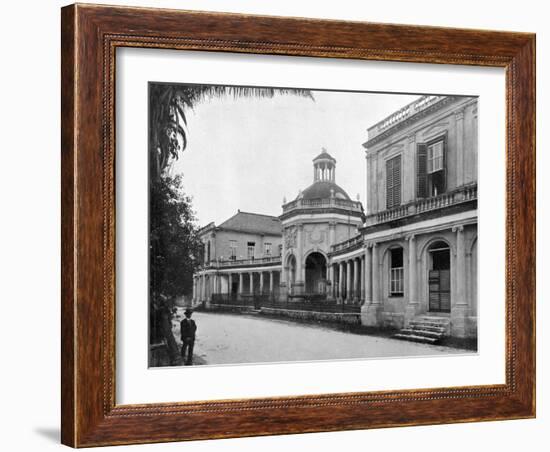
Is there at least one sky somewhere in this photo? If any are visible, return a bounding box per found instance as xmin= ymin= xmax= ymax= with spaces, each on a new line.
xmin=168 ymin=86 xmax=420 ymax=226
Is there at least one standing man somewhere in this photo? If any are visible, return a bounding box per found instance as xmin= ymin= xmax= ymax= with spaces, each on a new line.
xmin=180 ymin=308 xmax=197 ymax=365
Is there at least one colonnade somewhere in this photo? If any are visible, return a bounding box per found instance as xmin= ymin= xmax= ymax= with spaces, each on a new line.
xmin=194 ymin=269 xmax=281 ymax=301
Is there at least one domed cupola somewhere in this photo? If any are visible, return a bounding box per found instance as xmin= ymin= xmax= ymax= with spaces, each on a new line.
xmin=281 ymin=148 xmax=364 ymax=221
xmin=298 ymin=149 xmax=351 ymax=201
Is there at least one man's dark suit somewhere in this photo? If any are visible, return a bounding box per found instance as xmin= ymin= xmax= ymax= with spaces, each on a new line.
xmin=180 ymin=317 xmax=197 ymax=365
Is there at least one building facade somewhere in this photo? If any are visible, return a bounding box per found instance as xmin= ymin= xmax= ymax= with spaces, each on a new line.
xmin=193 ymin=95 xmax=478 ymax=339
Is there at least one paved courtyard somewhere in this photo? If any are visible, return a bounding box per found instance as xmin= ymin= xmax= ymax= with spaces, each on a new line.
xmin=173 ymin=310 xmax=471 ymax=366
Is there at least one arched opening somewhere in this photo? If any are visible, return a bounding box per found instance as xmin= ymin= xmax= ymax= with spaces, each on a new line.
xmin=305 ymin=252 xmax=327 ymax=295
xmin=428 ymin=240 xmax=451 ymax=313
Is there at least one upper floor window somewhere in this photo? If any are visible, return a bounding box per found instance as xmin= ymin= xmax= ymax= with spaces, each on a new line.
xmin=428 ymin=140 xmax=444 ymax=173
xmin=247 ymin=242 xmax=255 ymax=259
xmin=229 ymin=240 xmax=237 ymax=260
xmin=389 ymin=247 xmax=404 ymax=296
xmin=417 ymin=137 xmax=446 ymax=198
xmin=264 ymin=242 xmax=272 ymax=256
xmin=386 ymin=155 xmax=402 ymax=209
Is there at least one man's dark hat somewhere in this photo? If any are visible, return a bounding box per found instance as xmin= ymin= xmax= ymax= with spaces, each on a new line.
xmin=184 ymin=308 xmax=193 ymax=315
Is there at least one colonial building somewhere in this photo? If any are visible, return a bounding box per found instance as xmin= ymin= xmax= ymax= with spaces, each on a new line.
xmin=194 ymin=211 xmax=283 ymax=303
xmin=330 ymin=95 xmax=477 ymax=338
xmin=193 ymin=95 xmax=478 ymax=339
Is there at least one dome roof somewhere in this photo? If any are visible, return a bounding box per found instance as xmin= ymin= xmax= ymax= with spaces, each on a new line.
xmin=299 ymin=181 xmax=351 ymax=201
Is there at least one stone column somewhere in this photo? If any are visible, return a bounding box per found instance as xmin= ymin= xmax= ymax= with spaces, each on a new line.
xmin=353 ymin=258 xmax=359 ymax=302
xmin=269 ymin=271 xmax=274 ymax=295
xmin=295 ymin=224 xmax=305 ymax=294
xmin=338 ymin=261 xmax=344 ymax=302
xmin=361 ymin=243 xmax=382 ymax=326
xmin=452 ymin=225 xmax=468 ymax=337
xmin=329 ymin=221 xmax=336 ymax=247
xmin=346 ymin=260 xmax=352 ymax=303
xmin=228 ymin=273 xmax=233 ymax=295
xmin=249 ymin=272 xmax=254 ymax=295
xmin=405 ymin=235 xmax=419 ymax=326
xmin=372 ymin=243 xmax=379 ymax=303
xmin=238 ymin=272 xmax=243 ymax=296
xmin=364 ymin=245 xmax=372 ymax=304
xmin=360 ymin=256 xmax=365 ymax=302
xmin=456 ymin=110 xmax=465 ymax=187
xmin=260 ymin=272 xmax=264 ymax=295
xmin=328 ymin=264 xmax=333 ymax=298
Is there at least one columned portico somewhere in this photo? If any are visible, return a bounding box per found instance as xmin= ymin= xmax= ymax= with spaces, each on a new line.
xmin=451 ymin=225 xmax=469 ymax=337
xmin=404 ymin=234 xmax=420 ymax=326
xmin=361 ymin=242 xmax=383 ymax=325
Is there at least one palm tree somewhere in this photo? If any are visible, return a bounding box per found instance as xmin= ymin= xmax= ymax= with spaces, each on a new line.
xmin=149 ymin=84 xmax=313 ymax=365
xmin=149 ymin=84 xmax=313 ymax=178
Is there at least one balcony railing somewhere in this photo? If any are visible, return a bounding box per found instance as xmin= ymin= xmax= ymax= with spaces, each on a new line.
xmin=282 ymin=197 xmax=363 ymax=214
xmin=364 ymin=183 xmax=477 ymax=226
xmin=368 ymin=95 xmax=448 ymax=139
xmin=202 ymin=255 xmax=282 ymax=270
xmin=331 ymin=233 xmax=364 ymax=253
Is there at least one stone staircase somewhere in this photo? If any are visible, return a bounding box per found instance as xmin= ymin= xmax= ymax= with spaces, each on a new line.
xmin=394 ymin=315 xmax=450 ymax=344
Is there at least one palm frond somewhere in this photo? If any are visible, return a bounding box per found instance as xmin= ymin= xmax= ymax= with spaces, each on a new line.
xmin=149 ymin=83 xmax=314 ymax=178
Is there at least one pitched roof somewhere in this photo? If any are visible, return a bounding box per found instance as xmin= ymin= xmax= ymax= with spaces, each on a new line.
xmin=218 ymin=211 xmax=282 ymax=236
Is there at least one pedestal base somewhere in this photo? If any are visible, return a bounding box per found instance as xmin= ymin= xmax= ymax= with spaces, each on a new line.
xmin=361 ymin=303 xmax=383 ymax=327
xmin=404 ymin=302 xmax=422 ymax=327
xmin=451 ymin=304 xmax=470 ymax=338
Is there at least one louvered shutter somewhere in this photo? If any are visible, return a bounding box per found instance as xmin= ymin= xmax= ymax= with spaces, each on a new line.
xmin=386 ymin=158 xmax=393 ymax=209
xmin=393 ymin=155 xmax=401 ymax=206
xmin=441 ymin=136 xmax=447 ymax=192
xmin=417 ymin=143 xmax=428 ymax=198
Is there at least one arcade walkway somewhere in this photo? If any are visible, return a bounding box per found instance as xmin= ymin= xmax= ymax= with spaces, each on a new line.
xmin=173 ymin=311 xmax=470 ymax=366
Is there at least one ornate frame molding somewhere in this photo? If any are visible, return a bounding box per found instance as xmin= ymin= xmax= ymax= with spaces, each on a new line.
xmin=61 ymin=4 xmax=535 ymax=447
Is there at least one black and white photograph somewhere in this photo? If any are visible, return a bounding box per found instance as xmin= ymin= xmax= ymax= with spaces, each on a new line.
xmin=148 ymin=83 xmax=479 ymax=368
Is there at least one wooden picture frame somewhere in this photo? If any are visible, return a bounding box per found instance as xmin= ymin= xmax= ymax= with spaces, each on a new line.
xmin=61 ymin=3 xmax=535 ymax=447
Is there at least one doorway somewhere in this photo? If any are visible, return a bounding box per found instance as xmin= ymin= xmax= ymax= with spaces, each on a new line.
xmin=428 ymin=241 xmax=451 ymax=313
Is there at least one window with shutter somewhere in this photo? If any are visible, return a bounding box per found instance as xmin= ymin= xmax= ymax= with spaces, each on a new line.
xmin=417 ymin=144 xmax=428 ymax=198
xmin=386 ymin=155 xmax=401 ymax=209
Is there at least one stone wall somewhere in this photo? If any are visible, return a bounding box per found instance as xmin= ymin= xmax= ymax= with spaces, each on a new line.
xmin=260 ymin=307 xmax=361 ymax=325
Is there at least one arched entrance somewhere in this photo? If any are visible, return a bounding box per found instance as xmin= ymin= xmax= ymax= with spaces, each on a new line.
xmin=305 ymin=252 xmax=327 ymax=295
xmin=428 ymin=240 xmax=451 ymax=313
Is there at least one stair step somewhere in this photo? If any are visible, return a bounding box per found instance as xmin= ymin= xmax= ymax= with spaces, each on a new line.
xmin=410 ymin=322 xmax=446 ymax=328
xmin=409 ymin=324 xmax=446 ymax=333
xmin=417 ymin=317 xmax=450 ymax=324
xmin=393 ymin=333 xmax=438 ymax=344
xmin=400 ymin=329 xmax=444 ymax=339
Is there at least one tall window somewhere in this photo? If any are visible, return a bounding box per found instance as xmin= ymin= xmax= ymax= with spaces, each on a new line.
xmin=386 ymin=155 xmax=402 ymax=209
xmin=229 ymin=240 xmax=237 ymax=260
xmin=247 ymin=241 xmax=255 ymax=259
xmin=428 ymin=140 xmax=444 ymax=173
xmin=417 ymin=137 xmax=446 ymax=198
xmin=389 ymin=247 xmax=404 ymax=295
xmin=264 ymin=242 xmax=272 ymax=256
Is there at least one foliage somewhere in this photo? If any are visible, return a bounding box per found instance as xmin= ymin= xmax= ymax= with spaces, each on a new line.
xmin=150 ymin=174 xmax=202 ymax=301
xmin=149 ymin=175 xmax=202 ymax=359
xmin=149 ymin=83 xmax=314 ymax=178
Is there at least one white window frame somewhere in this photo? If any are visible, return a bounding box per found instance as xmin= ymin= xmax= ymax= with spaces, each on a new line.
xmin=229 ymin=240 xmax=237 ymax=260
xmin=427 ymin=140 xmax=444 ymax=174
xmin=390 ymin=267 xmax=404 ymax=295
xmin=247 ymin=242 xmax=255 ymax=259
xmin=389 ymin=248 xmax=404 ymax=295
xmin=264 ymin=242 xmax=272 ymax=256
